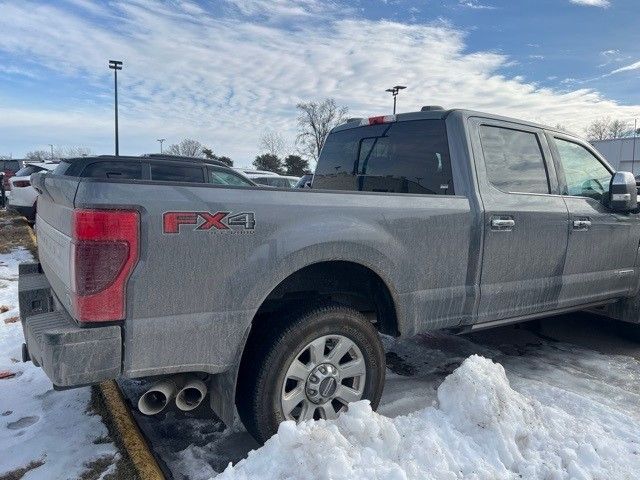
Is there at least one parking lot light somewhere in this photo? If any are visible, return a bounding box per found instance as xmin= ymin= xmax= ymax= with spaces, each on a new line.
xmin=385 ymin=85 xmax=406 ymax=115
xmin=108 ymin=60 xmax=123 ymax=156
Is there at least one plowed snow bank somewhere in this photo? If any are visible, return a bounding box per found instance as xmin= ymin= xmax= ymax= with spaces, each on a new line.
xmin=219 ymin=355 xmax=640 ymax=480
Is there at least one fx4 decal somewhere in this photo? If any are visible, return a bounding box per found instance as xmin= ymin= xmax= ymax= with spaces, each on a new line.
xmin=163 ymin=211 xmax=256 ymax=234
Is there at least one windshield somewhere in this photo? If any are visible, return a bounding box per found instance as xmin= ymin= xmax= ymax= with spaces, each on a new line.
xmin=15 ymin=165 xmax=45 ymax=176
xmin=209 ymin=167 xmax=254 ymax=186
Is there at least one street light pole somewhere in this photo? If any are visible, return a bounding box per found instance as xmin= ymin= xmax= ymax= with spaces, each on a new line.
xmin=108 ymin=60 xmax=123 ymax=156
xmin=633 ymin=118 xmax=637 ymax=175
xmin=157 ymin=138 xmax=166 ymax=154
xmin=385 ymin=85 xmax=407 ymax=115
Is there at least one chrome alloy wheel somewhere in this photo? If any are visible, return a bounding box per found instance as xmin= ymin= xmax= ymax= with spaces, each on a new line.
xmin=280 ymin=334 xmax=367 ymax=421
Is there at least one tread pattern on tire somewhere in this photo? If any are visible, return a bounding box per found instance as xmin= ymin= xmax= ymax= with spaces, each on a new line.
xmin=236 ymin=301 xmax=385 ymax=443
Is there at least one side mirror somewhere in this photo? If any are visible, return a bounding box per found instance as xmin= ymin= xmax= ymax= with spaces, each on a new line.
xmin=610 ymin=171 xmax=637 ymax=212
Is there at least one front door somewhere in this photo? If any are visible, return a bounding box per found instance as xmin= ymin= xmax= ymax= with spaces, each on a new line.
xmin=549 ymin=135 xmax=640 ymax=306
xmin=471 ymin=119 xmax=569 ymax=323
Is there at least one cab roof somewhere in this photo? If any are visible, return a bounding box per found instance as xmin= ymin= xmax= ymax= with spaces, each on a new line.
xmin=332 ymin=106 xmax=574 ymax=138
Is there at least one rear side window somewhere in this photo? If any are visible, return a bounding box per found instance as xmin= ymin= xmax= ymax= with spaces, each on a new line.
xmin=82 ymin=161 xmax=143 ymax=180
xmin=314 ymin=119 xmax=453 ymax=194
xmin=479 ymin=125 xmax=549 ymax=194
xmin=150 ymin=163 xmax=204 ymax=183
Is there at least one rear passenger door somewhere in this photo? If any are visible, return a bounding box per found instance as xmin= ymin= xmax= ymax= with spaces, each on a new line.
xmin=470 ymin=118 xmax=569 ymax=323
xmin=549 ymin=135 xmax=639 ymax=305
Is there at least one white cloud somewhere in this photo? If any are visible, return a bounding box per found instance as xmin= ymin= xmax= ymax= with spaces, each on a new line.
xmin=0 ymin=0 xmax=637 ymax=164
xmin=610 ymin=60 xmax=640 ymax=75
xmin=458 ymin=0 xmax=496 ymax=10
xmin=569 ymin=0 xmax=610 ymax=7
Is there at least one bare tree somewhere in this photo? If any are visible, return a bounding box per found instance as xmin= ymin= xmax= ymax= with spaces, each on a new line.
xmin=609 ymin=119 xmax=630 ymax=139
xmin=296 ymin=99 xmax=348 ymax=162
xmin=25 ymin=150 xmax=49 ymax=161
xmin=585 ymin=118 xmax=611 ymax=141
xmin=585 ymin=117 xmax=630 ymax=141
xmin=55 ymin=146 xmax=92 ymax=158
xmin=166 ymin=138 xmax=205 ymax=157
xmin=24 ymin=146 xmax=91 ymax=160
xmin=259 ymin=130 xmax=287 ymax=157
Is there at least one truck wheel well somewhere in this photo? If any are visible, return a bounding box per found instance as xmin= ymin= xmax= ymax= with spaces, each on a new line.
xmin=253 ymin=261 xmax=399 ymax=336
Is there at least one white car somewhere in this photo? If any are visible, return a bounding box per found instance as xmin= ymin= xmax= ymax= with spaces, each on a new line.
xmin=235 ymin=169 xmax=300 ymax=188
xmin=8 ymin=161 xmax=58 ymax=222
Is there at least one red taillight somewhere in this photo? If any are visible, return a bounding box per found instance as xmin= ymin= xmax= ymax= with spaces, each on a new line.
xmin=13 ymin=180 xmax=30 ymax=188
xmin=71 ymin=209 xmax=139 ymax=323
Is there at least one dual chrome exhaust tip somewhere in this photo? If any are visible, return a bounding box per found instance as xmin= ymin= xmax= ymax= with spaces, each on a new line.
xmin=138 ymin=375 xmax=207 ymax=415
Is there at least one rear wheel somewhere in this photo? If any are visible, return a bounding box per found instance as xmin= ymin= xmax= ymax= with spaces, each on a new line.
xmin=236 ymin=302 xmax=386 ymax=443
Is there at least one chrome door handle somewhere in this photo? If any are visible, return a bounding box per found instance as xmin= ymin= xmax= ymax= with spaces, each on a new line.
xmin=491 ymin=218 xmax=515 ymax=230
xmin=573 ymin=219 xmax=591 ymax=230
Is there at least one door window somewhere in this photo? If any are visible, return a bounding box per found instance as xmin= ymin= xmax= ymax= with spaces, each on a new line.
xmin=479 ymin=125 xmax=550 ymax=194
xmin=553 ymin=138 xmax=612 ymax=202
xmin=150 ymin=163 xmax=204 ymax=183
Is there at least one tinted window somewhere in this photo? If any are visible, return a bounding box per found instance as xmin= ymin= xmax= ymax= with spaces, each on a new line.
xmin=82 ymin=161 xmax=143 ymax=180
xmin=554 ymin=138 xmax=611 ymax=201
xmin=314 ymin=119 xmax=453 ymax=194
xmin=1 ymin=160 xmax=20 ymax=172
xmin=54 ymin=161 xmax=72 ymax=175
xmin=208 ymin=167 xmax=253 ymax=186
xmin=150 ymin=163 xmax=204 ymax=183
xmin=479 ymin=125 xmax=549 ymax=194
xmin=15 ymin=165 xmax=44 ymax=177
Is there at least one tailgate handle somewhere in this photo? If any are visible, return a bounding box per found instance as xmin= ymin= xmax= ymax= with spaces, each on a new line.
xmin=491 ymin=217 xmax=515 ymax=230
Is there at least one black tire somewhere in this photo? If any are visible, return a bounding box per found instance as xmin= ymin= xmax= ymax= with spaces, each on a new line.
xmin=236 ymin=302 xmax=386 ymax=444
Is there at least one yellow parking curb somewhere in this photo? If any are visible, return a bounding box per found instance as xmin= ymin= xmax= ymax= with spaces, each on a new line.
xmin=99 ymin=381 xmax=166 ymax=480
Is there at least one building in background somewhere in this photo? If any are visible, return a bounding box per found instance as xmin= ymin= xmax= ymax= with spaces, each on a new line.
xmin=592 ymin=138 xmax=640 ymax=175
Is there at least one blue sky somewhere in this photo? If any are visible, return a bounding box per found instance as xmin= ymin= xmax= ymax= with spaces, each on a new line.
xmin=0 ymin=0 xmax=638 ymax=165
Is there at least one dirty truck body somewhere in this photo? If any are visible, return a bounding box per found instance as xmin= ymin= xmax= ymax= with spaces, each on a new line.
xmin=19 ymin=108 xmax=640 ymax=442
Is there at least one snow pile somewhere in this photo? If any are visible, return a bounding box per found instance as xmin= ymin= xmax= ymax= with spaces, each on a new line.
xmin=219 ymin=355 xmax=640 ymax=480
xmin=0 ymin=249 xmax=117 ymax=478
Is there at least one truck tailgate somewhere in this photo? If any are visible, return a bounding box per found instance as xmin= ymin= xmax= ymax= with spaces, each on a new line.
xmin=33 ymin=173 xmax=79 ymax=317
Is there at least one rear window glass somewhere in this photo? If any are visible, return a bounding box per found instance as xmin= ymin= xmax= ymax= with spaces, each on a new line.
xmin=150 ymin=163 xmax=204 ymax=183
xmin=82 ymin=161 xmax=143 ymax=180
xmin=15 ymin=165 xmax=44 ymax=176
xmin=314 ymin=119 xmax=453 ymax=194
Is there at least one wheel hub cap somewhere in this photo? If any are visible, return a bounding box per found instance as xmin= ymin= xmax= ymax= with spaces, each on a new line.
xmin=306 ymin=363 xmax=339 ymax=403
xmin=280 ymin=334 xmax=367 ymax=422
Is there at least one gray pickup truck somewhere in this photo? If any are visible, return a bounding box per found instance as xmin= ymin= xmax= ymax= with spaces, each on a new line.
xmin=19 ymin=107 xmax=640 ymax=443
